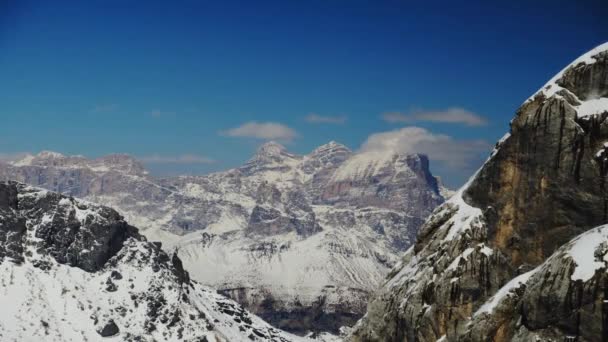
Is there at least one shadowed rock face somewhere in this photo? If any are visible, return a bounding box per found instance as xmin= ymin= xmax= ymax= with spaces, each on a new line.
xmin=349 ymin=44 xmax=608 ymax=342
xmin=0 ymin=181 xmax=139 ymax=272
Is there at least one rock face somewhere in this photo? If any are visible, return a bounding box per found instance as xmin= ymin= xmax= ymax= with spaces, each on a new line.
xmin=349 ymin=42 xmax=608 ymax=342
xmin=97 ymin=320 xmax=120 ymax=337
xmin=0 ymin=181 xmax=327 ymax=342
xmin=322 ymin=153 xmax=440 ymax=215
xmin=0 ymin=140 xmax=444 ymax=334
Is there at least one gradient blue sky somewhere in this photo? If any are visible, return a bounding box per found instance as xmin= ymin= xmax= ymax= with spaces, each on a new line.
xmin=0 ymin=0 xmax=606 ymax=187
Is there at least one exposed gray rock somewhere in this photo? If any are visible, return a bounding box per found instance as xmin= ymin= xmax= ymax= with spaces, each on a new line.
xmin=97 ymin=320 xmax=119 ymax=337
xmin=0 ymin=181 xmax=139 ymax=272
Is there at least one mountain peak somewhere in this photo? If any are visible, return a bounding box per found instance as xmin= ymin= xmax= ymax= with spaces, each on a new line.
xmin=527 ymin=41 xmax=608 ymax=117
xmin=37 ymin=150 xmax=66 ymax=159
xmin=312 ymin=140 xmax=351 ymax=153
xmin=255 ymin=141 xmax=288 ymax=157
xmin=239 ymin=141 xmax=299 ymax=175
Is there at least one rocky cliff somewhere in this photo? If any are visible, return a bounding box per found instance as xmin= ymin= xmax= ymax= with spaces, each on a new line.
xmin=349 ymin=42 xmax=608 ymax=341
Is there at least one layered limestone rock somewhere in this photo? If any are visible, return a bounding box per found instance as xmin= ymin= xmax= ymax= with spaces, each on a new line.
xmin=321 ymin=153 xmax=441 ymax=216
xmin=350 ymin=43 xmax=608 ymax=341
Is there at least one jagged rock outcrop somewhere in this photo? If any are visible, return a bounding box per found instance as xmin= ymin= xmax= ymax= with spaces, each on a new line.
xmin=0 ymin=181 xmax=328 ymax=342
xmin=0 ymin=181 xmax=140 ymax=271
xmin=350 ymin=43 xmax=608 ymax=342
xmin=0 ymin=140 xmax=444 ymax=335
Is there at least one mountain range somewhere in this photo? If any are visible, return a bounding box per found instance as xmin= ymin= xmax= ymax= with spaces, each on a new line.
xmin=0 ymin=180 xmax=342 ymax=342
xmin=0 ymin=140 xmax=446 ymax=334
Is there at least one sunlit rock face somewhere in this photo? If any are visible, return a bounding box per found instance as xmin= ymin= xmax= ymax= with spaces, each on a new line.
xmin=0 ymin=140 xmax=444 ymax=335
xmin=349 ymin=43 xmax=608 ymax=342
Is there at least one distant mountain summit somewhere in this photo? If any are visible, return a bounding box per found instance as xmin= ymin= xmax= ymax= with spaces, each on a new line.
xmin=0 ymin=140 xmax=445 ymax=334
xmin=350 ymin=42 xmax=608 ymax=342
xmin=240 ymin=141 xmax=301 ymax=175
xmin=11 ymin=151 xmax=147 ymax=175
xmin=323 ymin=152 xmax=440 ymax=214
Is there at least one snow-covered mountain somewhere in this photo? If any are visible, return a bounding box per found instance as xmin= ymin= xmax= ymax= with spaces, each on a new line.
xmin=0 ymin=141 xmax=445 ymax=334
xmin=350 ymin=43 xmax=608 ymax=342
xmin=0 ymin=181 xmax=340 ymax=342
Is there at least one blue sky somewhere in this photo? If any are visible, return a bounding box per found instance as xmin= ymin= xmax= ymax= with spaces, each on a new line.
xmin=0 ymin=0 xmax=606 ymax=187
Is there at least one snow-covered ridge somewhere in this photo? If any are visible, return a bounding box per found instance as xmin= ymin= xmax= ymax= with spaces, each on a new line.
xmin=0 ymin=181 xmax=333 ymax=342
xmin=529 ymin=42 xmax=608 ymax=100
xmin=331 ymin=151 xmax=401 ymax=182
xmin=527 ymin=41 xmax=608 ymax=117
xmin=10 ymin=151 xmax=147 ymax=175
xmin=473 ymin=268 xmax=539 ymax=317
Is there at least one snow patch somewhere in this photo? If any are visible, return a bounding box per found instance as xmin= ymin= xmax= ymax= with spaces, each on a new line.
xmin=567 ymin=225 xmax=608 ymax=281
xmin=474 ymin=268 xmax=539 ymax=316
xmin=527 ymin=42 xmax=608 ymax=102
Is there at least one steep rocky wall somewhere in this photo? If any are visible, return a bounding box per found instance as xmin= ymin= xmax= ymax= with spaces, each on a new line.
xmin=466 ymin=97 xmax=608 ymax=267
xmin=349 ymin=43 xmax=608 ymax=342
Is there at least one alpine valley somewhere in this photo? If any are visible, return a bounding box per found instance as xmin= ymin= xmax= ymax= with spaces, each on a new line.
xmin=0 ymin=140 xmax=446 ymax=335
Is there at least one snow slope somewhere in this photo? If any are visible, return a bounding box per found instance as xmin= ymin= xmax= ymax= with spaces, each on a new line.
xmin=0 ymin=182 xmax=335 ymax=342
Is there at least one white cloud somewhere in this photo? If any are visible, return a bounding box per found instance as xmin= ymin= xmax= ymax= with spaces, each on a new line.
xmin=139 ymin=154 xmax=215 ymax=164
xmin=382 ymin=107 xmax=487 ymax=126
xmin=304 ymin=113 xmax=347 ymax=124
xmin=360 ymin=126 xmax=489 ymax=169
xmin=221 ymin=121 xmax=299 ymax=142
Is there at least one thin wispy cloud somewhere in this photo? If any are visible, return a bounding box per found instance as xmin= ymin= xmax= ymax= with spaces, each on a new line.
xmin=360 ymin=126 xmax=490 ymax=169
xmin=382 ymin=107 xmax=487 ymax=126
xmin=304 ymin=113 xmax=347 ymax=125
xmin=149 ymin=109 xmax=175 ymax=118
xmin=221 ymin=121 xmax=299 ymax=142
xmin=139 ymin=154 xmax=215 ymax=164
xmin=91 ymin=104 xmax=119 ymax=113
